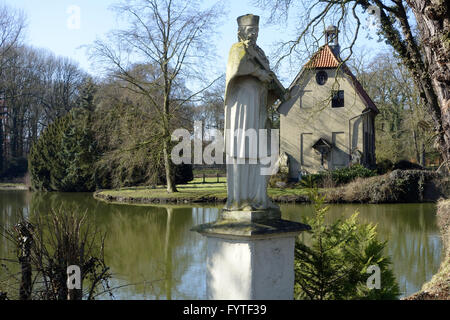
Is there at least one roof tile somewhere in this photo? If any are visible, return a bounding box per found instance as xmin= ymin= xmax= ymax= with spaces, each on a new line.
xmin=304 ymin=45 xmax=340 ymax=68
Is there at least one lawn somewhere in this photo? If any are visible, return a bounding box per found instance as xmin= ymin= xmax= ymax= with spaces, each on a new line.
xmin=95 ymin=177 xmax=312 ymax=203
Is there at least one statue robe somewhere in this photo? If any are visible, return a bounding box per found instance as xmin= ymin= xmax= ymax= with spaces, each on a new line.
xmin=224 ymin=41 xmax=277 ymax=211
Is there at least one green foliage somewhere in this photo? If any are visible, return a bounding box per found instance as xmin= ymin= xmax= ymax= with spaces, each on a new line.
xmin=301 ymin=164 xmax=376 ymax=187
xmin=29 ymin=81 xmax=99 ymax=192
xmin=294 ymin=189 xmax=400 ymax=300
xmin=29 ymin=109 xmax=98 ymax=192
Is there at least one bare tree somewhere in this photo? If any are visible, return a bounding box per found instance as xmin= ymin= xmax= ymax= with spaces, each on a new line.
xmin=0 ymin=4 xmax=25 ymax=173
xmin=256 ymin=0 xmax=450 ymax=172
xmin=0 ymin=4 xmax=26 ymax=70
xmin=89 ymin=0 xmax=224 ymax=192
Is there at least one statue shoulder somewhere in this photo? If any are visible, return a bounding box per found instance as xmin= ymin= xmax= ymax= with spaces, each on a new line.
xmin=230 ymin=42 xmax=247 ymax=54
xmin=228 ymin=42 xmax=249 ymax=64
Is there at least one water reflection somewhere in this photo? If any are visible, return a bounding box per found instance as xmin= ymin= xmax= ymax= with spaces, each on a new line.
xmin=0 ymin=191 xmax=442 ymax=299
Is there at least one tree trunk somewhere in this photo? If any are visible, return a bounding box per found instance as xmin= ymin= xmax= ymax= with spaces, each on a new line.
xmin=163 ymin=138 xmax=177 ymax=193
xmin=406 ymin=0 xmax=450 ymax=172
xmin=413 ymin=130 xmax=421 ymax=164
xmin=0 ymin=121 xmax=3 ymax=173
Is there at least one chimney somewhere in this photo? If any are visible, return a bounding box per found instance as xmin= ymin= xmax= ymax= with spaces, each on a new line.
xmin=325 ymin=25 xmax=340 ymax=57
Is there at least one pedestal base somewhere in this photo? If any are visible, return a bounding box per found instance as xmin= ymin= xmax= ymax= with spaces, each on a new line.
xmin=192 ymin=212 xmax=310 ymax=300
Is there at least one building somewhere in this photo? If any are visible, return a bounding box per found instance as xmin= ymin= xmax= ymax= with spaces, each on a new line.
xmin=278 ymin=26 xmax=379 ymax=179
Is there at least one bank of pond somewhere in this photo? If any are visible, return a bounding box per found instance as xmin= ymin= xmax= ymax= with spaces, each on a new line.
xmin=94 ymin=169 xmax=448 ymax=206
xmin=0 ymin=190 xmax=443 ymax=299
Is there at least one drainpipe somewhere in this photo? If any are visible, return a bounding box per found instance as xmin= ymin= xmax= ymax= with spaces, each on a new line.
xmin=348 ymin=110 xmax=371 ymax=164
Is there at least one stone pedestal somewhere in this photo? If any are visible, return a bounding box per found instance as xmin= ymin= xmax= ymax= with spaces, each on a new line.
xmin=192 ymin=209 xmax=310 ymax=300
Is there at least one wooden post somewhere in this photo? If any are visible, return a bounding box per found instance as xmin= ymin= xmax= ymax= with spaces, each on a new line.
xmin=203 ymin=173 xmax=206 ymax=184
xmin=217 ymin=173 xmax=219 ymax=183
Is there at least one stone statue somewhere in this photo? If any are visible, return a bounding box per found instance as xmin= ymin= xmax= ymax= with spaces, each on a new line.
xmin=224 ymin=14 xmax=285 ymax=212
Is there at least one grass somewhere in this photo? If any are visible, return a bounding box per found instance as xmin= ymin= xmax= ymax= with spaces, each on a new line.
xmin=95 ymin=177 xmax=312 ymax=203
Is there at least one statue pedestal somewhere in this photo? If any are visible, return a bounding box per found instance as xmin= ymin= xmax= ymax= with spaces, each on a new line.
xmin=192 ymin=210 xmax=310 ymax=300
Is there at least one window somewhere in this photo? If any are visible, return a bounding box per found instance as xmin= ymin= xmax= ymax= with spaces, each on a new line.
xmin=316 ymin=71 xmax=328 ymax=85
xmin=332 ymin=90 xmax=344 ymax=108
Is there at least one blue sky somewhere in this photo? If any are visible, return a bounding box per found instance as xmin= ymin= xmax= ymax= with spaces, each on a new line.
xmin=1 ymin=0 xmax=389 ymax=86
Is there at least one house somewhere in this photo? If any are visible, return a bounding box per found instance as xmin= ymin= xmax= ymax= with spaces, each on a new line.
xmin=278 ymin=26 xmax=379 ymax=179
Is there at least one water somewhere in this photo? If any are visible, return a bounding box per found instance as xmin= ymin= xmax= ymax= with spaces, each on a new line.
xmin=0 ymin=191 xmax=442 ymax=299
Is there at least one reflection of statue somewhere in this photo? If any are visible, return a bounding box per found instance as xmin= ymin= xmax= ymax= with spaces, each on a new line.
xmin=224 ymin=14 xmax=285 ymax=211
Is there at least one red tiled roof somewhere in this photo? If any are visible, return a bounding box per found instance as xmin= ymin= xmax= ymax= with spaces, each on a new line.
xmin=286 ymin=44 xmax=379 ymax=114
xmin=304 ymin=45 xmax=340 ymax=69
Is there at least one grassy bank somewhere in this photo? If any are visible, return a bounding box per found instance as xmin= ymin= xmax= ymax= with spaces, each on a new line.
xmin=94 ymin=177 xmax=312 ymax=205
xmin=407 ymin=199 xmax=450 ymax=300
xmin=95 ymin=170 xmax=446 ymax=205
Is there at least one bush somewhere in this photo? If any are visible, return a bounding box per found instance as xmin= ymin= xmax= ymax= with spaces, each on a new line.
xmin=295 ymin=189 xmax=400 ymax=300
xmin=269 ymin=171 xmax=289 ymax=188
xmin=300 ymin=164 xmax=376 ymax=187
xmin=376 ymin=159 xmax=393 ymax=175
xmin=1 ymin=207 xmax=111 ymax=300
xmin=393 ymin=160 xmax=423 ymax=170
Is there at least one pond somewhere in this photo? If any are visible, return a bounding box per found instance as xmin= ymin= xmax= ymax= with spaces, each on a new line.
xmin=0 ymin=190 xmax=443 ymax=299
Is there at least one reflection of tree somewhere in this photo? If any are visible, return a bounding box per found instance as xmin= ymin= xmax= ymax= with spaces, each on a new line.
xmin=164 ymin=207 xmax=173 ymax=300
xmin=99 ymin=205 xmax=199 ymax=299
xmin=0 ymin=191 xmax=32 ymax=295
xmin=27 ymin=192 xmax=216 ymax=299
xmin=281 ymin=203 xmax=442 ymax=297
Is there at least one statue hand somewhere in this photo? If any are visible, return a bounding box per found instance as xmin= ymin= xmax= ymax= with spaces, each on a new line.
xmin=260 ymin=70 xmax=272 ymax=83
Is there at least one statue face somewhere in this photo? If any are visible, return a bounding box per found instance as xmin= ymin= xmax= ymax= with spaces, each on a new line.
xmin=238 ymin=26 xmax=259 ymax=43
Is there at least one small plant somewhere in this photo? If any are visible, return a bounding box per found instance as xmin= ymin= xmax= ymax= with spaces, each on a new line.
xmin=0 ymin=206 xmax=112 ymax=300
xmin=294 ymin=188 xmax=400 ymax=300
xmin=300 ymin=164 xmax=376 ymax=188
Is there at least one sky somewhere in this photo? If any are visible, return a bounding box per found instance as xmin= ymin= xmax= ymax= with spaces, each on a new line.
xmin=1 ymin=0 xmax=389 ymax=87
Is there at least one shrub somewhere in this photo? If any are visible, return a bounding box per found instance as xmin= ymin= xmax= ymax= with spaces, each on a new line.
xmin=393 ymin=160 xmax=423 ymax=170
xmin=1 ymin=207 xmax=111 ymax=300
xmin=295 ymin=189 xmax=400 ymax=300
xmin=300 ymin=164 xmax=376 ymax=187
xmin=269 ymin=171 xmax=289 ymax=188
xmin=376 ymin=159 xmax=393 ymax=175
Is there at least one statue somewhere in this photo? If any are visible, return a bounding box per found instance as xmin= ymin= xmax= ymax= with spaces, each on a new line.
xmin=224 ymin=14 xmax=285 ymax=211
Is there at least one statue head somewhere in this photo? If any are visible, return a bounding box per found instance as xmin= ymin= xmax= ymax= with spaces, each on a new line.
xmin=237 ymin=14 xmax=259 ymax=44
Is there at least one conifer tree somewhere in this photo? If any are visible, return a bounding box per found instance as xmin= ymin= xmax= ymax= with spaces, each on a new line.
xmin=29 ymin=79 xmax=98 ymax=191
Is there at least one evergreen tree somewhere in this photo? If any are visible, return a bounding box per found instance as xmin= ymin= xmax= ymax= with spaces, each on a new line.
xmin=294 ymin=188 xmax=400 ymax=300
xmin=29 ymin=80 xmax=98 ymax=192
